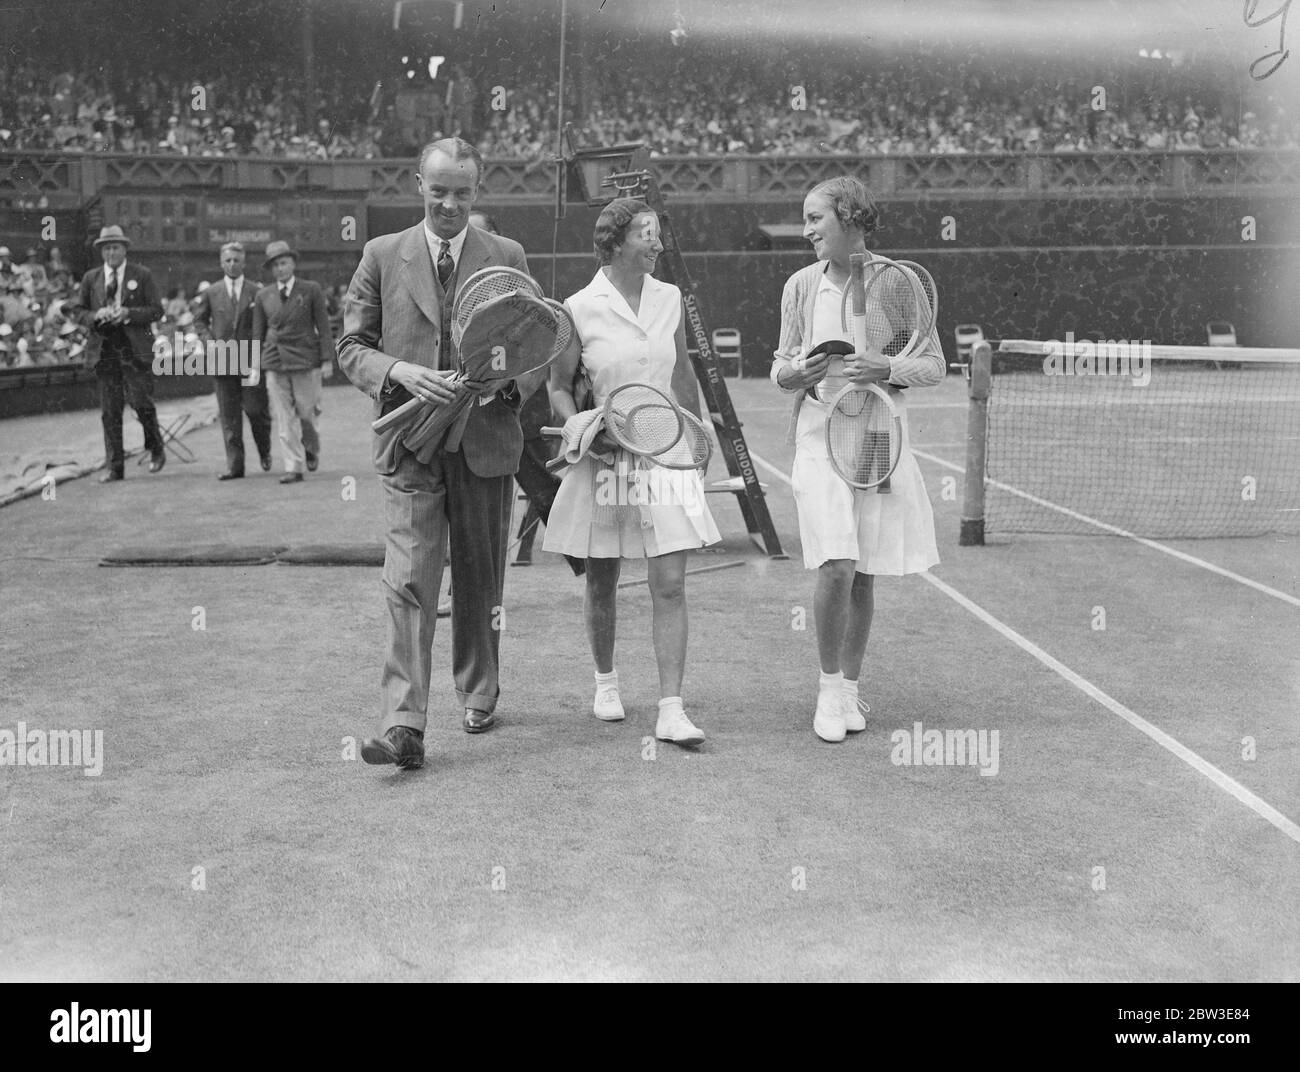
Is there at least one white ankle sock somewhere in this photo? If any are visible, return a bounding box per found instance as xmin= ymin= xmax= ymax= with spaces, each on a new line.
xmin=595 ymin=669 xmax=618 ymax=687
xmin=658 ymin=696 xmax=684 ymax=716
xmin=843 ymin=677 xmax=859 ymax=698
xmin=819 ymin=670 xmax=844 ymax=694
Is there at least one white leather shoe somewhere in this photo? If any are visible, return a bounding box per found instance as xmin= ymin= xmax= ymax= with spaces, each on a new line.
xmin=814 ymin=690 xmax=846 ymax=742
xmin=843 ymin=693 xmax=868 ymax=733
xmin=593 ymin=684 xmax=625 ymax=722
xmin=655 ymin=708 xmax=704 ymax=746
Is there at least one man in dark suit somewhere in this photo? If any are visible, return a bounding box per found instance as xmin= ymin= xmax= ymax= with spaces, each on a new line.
xmin=252 ymin=240 xmax=335 ymax=484
xmin=193 ymin=241 xmax=272 ymax=480
xmin=66 ymin=225 xmax=165 ymax=482
xmin=338 ymin=137 xmax=548 ymax=769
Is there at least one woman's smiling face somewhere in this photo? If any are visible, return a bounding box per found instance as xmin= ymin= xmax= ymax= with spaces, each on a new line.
xmin=802 ymin=192 xmax=853 ymax=263
xmin=611 ymin=212 xmax=663 ymax=274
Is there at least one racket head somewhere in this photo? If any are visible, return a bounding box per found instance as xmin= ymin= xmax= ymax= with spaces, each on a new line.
xmin=652 ymin=410 xmax=713 ymax=471
xmin=894 ymin=260 xmax=938 ymax=337
xmin=603 ymin=382 xmax=684 ymax=456
xmin=542 ymin=297 xmax=576 ymax=361
xmin=451 ymin=267 xmax=542 ymax=344
xmin=456 ymin=290 xmax=560 ymax=383
xmin=824 ymin=383 xmax=902 ymax=490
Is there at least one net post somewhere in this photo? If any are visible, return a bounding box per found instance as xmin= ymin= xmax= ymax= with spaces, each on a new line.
xmin=959 ymin=340 xmax=991 ymax=546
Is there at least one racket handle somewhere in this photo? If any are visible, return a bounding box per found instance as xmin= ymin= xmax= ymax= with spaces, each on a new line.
xmin=877 ymin=476 xmax=892 ymax=494
xmin=372 ymin=395 xmax=426 ymax=433
xmin=545 ymin=455 xmax=568 ymax=474
xmin=540 ymin=426 xmax=563 ymax=437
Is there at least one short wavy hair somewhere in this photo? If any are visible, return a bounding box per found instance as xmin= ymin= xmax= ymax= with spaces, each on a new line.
xmin=593 ymin=198 xmax=654 ymax=265
xmin=807 ymin=176 xmax=880 ymax=237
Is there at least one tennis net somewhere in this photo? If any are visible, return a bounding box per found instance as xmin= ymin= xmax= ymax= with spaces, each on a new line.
xmin=960 ymin=339 xmax=1300 ymax=541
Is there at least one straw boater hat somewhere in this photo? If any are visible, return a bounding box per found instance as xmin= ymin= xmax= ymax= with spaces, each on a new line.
xmin=93 ymin=225 xmax=131 ymax=248
xmin=263 ymin=240 xmax=298 ymax=268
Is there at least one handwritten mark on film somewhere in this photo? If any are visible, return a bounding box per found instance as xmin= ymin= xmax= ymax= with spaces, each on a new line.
xmin=1244 ymin=0 xmax=1292 ymax=80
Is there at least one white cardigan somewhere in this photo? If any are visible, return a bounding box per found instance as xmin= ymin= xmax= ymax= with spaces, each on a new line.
xmin=769 ymin=259 xmax=946 ymax=440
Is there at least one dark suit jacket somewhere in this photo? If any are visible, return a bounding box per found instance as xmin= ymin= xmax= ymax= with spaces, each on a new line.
xmin=251 ymin=277 xmax=336 ymax=372
xmin=194 ymin=276 xmax=256 ymax=343
xmin=67 ymin=262 xmax=163 ymax=371
xmin=337 ymin=222 xmax=539 ymax=479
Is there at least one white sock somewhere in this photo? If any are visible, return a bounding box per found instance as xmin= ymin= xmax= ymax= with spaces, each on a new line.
xmin=819 ymin=670 xmax=844 ymax=694
xmin=658 ymin=696 xmax=684 ymax=716
xmin=843 ymin=677 xmax=859 ymax=699
xmin=595 ymin=669 xmax=618 ymax=688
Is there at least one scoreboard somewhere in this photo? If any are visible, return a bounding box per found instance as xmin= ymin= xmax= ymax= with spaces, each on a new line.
xmin=98 ymin=191 xmax=366 ymax=254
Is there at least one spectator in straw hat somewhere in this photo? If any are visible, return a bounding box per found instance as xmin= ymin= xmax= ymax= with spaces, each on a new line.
xmin=252 ymin=239 xmax=335 ymax=484
xmin=65 ymin=225 xmax=166 ymax=482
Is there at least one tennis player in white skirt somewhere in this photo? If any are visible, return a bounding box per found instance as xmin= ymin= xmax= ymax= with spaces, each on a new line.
xmin=771 ymin=176 xmax=944 ymax=742
xmin=544 ymin=198 xmax=721 ymax=746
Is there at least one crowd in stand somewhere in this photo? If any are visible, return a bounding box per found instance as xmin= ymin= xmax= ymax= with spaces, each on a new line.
xmin=2 ymin=45 xmax=1294 ymax=161
xmin=0 ymin=245 xmax=348 ymax=370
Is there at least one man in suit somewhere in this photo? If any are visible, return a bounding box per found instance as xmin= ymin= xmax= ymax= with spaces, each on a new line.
xmin=193 ymin=241 xmax=272 ymax=480
xmin=66 ymin=225 xmax=165 ymax=482
xmin=338 ymin=136 xmax=547 ymax=769
xmin=252 ymin=240 xmax=335 ymax=484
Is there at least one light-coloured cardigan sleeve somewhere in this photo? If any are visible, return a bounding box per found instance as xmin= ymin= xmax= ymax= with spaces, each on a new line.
xmin=770 ymin=267 xmax=813 ymax=393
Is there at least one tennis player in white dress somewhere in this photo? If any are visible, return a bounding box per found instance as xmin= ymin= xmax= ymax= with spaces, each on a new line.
xmin=545 ymin=198 xmax=721 ymax=746
xmin=771 ymin=176 xmax=943 ymax=743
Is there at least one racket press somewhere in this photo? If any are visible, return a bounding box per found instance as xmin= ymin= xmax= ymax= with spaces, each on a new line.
xmin=580 ymin=158 xmax=787 ymax=559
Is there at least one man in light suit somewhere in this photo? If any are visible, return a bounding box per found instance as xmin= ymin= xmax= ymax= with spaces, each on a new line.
xmin=66 ymin=225 xmax=166 ymax=482
xmin=252 ymin=240 xmax=335 ymax=484
xmin=338 ymin=137 xmax=547 ymax=769
xmin=193 ymin=241 xmax=272 ymax=479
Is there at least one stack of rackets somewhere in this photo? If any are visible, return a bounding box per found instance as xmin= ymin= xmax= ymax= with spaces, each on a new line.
xmin=815 ymin=255 xmax=938 ymax=493
xmin=541 ymin=381 xmax=713 ymax=474
xmin=372 ymin=266 xmax=574 ymax=461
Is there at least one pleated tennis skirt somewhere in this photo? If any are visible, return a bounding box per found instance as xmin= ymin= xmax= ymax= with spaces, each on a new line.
xmin=543 ymin=452 xmax=722 ymax=560
xmin=790 ymin=393 xmax=940 ymax=575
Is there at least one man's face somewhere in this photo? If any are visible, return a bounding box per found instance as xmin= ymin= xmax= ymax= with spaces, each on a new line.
xmin=220 ymin=248 xmax=245 ymax=279
xmin=417 ymin=150 xmax=479 ymax=241
xmin=270 ymin=255 xmax=295 ymax=284
xmin=100 ymin=242 xmax=127 ymax=269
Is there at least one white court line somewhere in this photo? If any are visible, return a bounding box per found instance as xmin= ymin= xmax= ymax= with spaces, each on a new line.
xmin=747 ymin=447 xmax=1300 ymax=847
xmin=910 ymin=448 xmax=1300 ymax=610
xmin=920 ymin=572 xmax=1300 ymax=846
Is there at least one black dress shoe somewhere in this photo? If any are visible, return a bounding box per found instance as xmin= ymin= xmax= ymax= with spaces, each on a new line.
xmin=305 ymin=450 xmax=319 ymax=472
xmin=99 ymin=470 xmax=124 ymax=483
xmin=360 ymin=726 xmax=425 ymax=769
xmin=463 ymin=709 xmax=496 ymax=734
xmin=148 ymin=449 xmax=166 ymax=473
xmin=279 ymin=472 xmax=304 ymax=484
xmin=259 ymin=454 xmax=272 ymax=472
xmin=217 ymin=471 xmax=244 ymax=481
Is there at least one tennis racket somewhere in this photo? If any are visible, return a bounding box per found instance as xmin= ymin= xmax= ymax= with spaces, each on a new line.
xmin=894 ymin=259 xmax=938 ymax=340
xmin=372 ymin=266 xmax=543 ymax=435
xmin=542 ymin=382 xmax=685 ymax=473
xmin=542 ymin=407 xmax=712 ymax=472
xmin=401 ymin=291 xmax=566 ymax=458
xmin=825 ymin=382 xmax=903 ymax=492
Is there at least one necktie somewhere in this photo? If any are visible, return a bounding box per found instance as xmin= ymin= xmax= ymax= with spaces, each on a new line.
xmin=105 ymin=268 xmax=117 ymax=302
xmin=229 ymin=280 xmax=240 ymax=304
xmin=436 ymin=239 xmax=454 ymax=289
xmin=280 ymin=285 xmax=290 ymax=305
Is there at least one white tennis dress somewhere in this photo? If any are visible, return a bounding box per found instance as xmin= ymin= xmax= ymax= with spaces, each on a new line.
xmin=543 ymin=270 xmax=722 ymax=559
xmin=774 ymin=264 xmax=942 ymax=575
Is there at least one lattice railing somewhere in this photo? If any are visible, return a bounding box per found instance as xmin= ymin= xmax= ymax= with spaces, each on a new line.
xmin=1 ymin=150 xmax=1294 ymax=204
